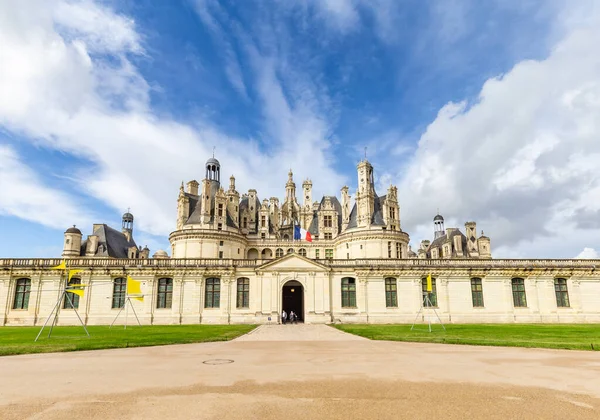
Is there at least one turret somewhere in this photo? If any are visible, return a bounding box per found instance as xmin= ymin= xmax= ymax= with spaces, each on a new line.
xmin=122 ymin=210 xmax=134 ymax=241
xmin=478 ymin=231 xmax=491 ymax=258
xmin=302 ymin=179 xmax=312 ymax=210
xmin=62 ymin=225 xmax=82 ymax=258
xmin=226 ymin=175 xmax=240 ymax=228
xmin=355 ymin=159 xmax=376 ymax=228
xmin=433 ymin=214 xmax=444 ymax=239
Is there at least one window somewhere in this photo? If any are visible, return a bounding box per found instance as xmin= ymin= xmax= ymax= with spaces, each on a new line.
xmin=112 ymin=278 xmax=126 ymax=309
xmin=261 ymin=233 xmax=266 ymax=239
xmin=511 ymin=278 xmax=527 ymax=307
xmin=347 ymin=253 xmax=349 ymax=259
xmin=390 ymin=208 xmax=396 ymax=219
xmin=219 ymin=240 xmax=224 ymax=246
xmin=63 ymin=278 xmax=82 ymax=309
xmin=421 ymin=277 xmax=437 ymax=307
xmin=325 ymin=249 xmax=333 ymax=259
xmin=324 ymin=215 xmax=332 ymax=227
xmin=341 ymin=277 xmax=356 ymax=308
xmin=218 ymin=203 xmax=223 ymax=217
xmin=13 ymin=278 xmax=31 ymax=310
xmin=157 ymin=278 xmax=173 ymax=309
xmin=324 ymin=233 xmax=332 ymax=240
xmin=396 ymin=243 xmax=401 ymax=258
xmin=315 ymin=249 xmax=320 ymax=258
xmin=261 ymin=215 xmax=266 ymax=228
xmin=276 ymin=248 xmax=284 ymax=257
xmin=554 ymin=278 xmax=570 ymax=307
xmin=299 ymin=248 xmax=307 ymax=257
xmin=237 ymin=278 xmax=249 ymax=308
xmin=205 ymin=278 xmax=220 ymax=308
xmin=385 ymin=277 xmax=397 ymax=307
xmin=66 ymin=238 xmax=70 ymax=244
xmin=388 ymin=241 xmax=392 ymax=258
xmin=243 ymin=217 xmax=247 ymax=228
xmin=218 ymin=251 xmax=223 ymax=259
xmin=287 ymin=248 xmax=294 ymax=254
xmin=471 ymin=278 xmax=484 ymax=307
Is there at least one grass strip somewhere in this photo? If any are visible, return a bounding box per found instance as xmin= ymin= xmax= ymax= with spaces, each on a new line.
xmin=334 ymin=323 xmax=600 ymax=351
xmin=0 ymin=324 xmax=256 ymax=356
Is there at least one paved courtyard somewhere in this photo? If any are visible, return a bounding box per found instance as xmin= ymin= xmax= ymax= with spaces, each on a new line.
xmin=1 ymin=324 xmax=599 ymax=419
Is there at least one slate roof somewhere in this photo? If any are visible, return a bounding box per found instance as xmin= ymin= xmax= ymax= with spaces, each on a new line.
xmin=306 ymin=195 xmax=343 ymax=235
xmin=80 ymin=224 xmax=137 ymax=258
xmin=426 ymin=229 xmax=468 ymax=257
xmin=346 ymin=195 xmax=387 ymax=230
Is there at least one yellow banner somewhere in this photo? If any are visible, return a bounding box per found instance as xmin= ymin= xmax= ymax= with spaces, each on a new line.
xmin=66 ymin=289 xmax=84 ymax=297
xmin=68 ymin=269 xmax=83 ymax=281
xmin=50 ymin=261 xmax=67 ymax=270
xmin=127 ymin=275 xmax=142 ymax=296
xmin=426 ymin=274 xmax=432 ymax=292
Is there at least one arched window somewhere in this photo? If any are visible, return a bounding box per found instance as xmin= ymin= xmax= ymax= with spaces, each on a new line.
xmin=112 ymin=277 xmax=126 ymax=309
xmin=205 ymin=278 xmax=220 ymax=308
xmin=247 ymin=248 xmax=259 ymax=260
xmin=13 ymin=278 xmax=31 ymax=310
xmin=421 ymin=277 xmax=437 ymax=307
xmin=385 ymin=277 xmax=397 ymax=307
xmin=261 ymin=248 xmax=273 ymax=259
xmin=341 ymin=277 xmax=356 ymax=308
xmin=511 ymin=278 xmax=527 ymax=307
xmin=63 ymin=277 xmax=82 ymax=309
xmin=471 ymin=278 xmax=484 ymax=307
xmin=299 ymin=248 xmax=307 ymax=257
xmin=276 ymin=248 xmax=284 ymax=258
xmin=287 ymin=248 xmax=294 ymax=254
xmin=237 ymin=278 xmax=250 ymax=308
xmin=283 ymin=234 xmax=289 ymax=240
xmin=554 ymin=278 xmax=570 ymax=307
xmin=157 ymin=278 xmax=173 ymax=309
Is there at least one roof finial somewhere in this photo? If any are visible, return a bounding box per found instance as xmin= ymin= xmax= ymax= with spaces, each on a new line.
xmin=364 ymin=146 xmax=367 ymax=160
xmin=212 ymin=146 xmax=215 ymax=158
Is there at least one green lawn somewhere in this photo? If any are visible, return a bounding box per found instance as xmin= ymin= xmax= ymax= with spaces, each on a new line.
xmin=334 ymin=324 xmax=600 ymax=351
xmin=0 ymin=324 xmax=256 ymax=356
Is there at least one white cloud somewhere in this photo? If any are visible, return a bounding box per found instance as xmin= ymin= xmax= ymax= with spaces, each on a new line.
xmin=575 ymin=248 xmax=599 ymax=259
xmin=0 ymin=144 xmax=93 ymax=229
xmin=0 ymin=0 xmax=345 ymax=242
xmin=393 ymin=3 xmax=600 ymax=258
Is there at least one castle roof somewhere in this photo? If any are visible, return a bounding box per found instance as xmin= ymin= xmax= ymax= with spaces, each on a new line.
xmin=80 ymin=224 xmax=137 ymax=258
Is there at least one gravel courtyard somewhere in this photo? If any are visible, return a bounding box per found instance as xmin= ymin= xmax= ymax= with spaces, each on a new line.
xmin=1 ymin=324 xmax=599 ymax=419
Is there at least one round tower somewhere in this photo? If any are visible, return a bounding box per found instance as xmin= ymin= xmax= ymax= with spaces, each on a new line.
xmin=434 ymin=214 xmax=445 ymax=239
xmin=122 ymin=210 xmax=134 ymax=235
xmin=62 ymin=225 xmax=82 ymax=258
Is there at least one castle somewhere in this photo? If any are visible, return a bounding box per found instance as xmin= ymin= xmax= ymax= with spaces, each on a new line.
xmin=0 ymin=156 xmax=598 ymax=326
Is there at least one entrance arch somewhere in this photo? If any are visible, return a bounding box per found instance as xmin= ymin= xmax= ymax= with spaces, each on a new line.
xmin=282 ymin=280 xmax=304 ymax=322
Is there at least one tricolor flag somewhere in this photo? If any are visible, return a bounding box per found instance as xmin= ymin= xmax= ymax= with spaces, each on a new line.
xmin=293 ymin=225 xmax=312 ymax=242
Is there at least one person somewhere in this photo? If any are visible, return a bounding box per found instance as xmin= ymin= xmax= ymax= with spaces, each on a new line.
xmin=290 ymin=311 xmax=295 ymax=324
xmin=282 ymin=310 xmax=287 ymax=324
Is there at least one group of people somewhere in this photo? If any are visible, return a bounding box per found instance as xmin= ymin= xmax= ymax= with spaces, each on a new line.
xmin=281 ymin=310 xmax=299 ymax=324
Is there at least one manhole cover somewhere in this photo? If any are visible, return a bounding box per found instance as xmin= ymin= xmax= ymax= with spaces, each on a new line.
xmin=203 ymin=359 xmax=234 ymax=365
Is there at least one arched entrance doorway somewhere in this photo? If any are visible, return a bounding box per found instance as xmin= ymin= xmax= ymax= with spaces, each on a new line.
xmin=282 ymin=280 xmax=304 ymax=322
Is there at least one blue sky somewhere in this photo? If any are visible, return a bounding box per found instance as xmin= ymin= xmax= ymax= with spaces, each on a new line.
xmin=1 ymin=0 xmax=600 ymax=259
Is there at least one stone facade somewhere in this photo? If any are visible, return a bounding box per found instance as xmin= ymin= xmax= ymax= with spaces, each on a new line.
xmin=0 ymin=156 xmax=599 ymax=326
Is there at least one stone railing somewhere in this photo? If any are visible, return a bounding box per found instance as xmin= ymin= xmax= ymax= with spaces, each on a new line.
xmin=1 ymin=258 xmax=599 ymax=270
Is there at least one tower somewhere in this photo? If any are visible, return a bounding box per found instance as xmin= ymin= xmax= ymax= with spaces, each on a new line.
xmin=434 ymin=214 xmax=444 ymax=239
xmin=226 ymin=175 xmax=240 ymax=228
xmin=206 ymin=156 xmax=220 ymax=184
xmin=355 ymin=159 xmax=376 ymax=228
xmin=122 ymin=210 xmax=134 ymax=241
xmin=302 ymin=179 xmax=312 ymax=210
xmin=62 ymin=225 xmax=82 ymax=258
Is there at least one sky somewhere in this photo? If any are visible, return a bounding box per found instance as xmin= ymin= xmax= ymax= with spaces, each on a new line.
xmin=1 ymin=0 xmax=600 ymax=259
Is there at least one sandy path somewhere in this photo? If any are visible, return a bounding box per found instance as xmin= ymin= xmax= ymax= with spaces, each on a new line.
xmin=1 ymin=324 xmax=599 ymax=419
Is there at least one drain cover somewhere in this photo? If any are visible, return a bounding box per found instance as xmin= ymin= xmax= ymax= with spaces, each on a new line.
xmin=202 ymin=359 xmax=234 ymax=365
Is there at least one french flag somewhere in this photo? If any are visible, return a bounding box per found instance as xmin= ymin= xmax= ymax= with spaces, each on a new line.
xmin=294 ymin=225 xmax=312 ymax=242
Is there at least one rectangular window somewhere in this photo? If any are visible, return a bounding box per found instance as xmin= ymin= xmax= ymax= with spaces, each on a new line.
xmin=395 ymin=242 xmax=401 ymax=258
xmin=391 ymin=225 xmax=396 ymax=231
xmin=341 ymin=277 xmax=356 ymax=308
xmin=218 ymin=203 xmax=223 ymax=217
xmin=421 ymin=277 xmax=438 ymax=307
xmin=219 ymin=240 xmax=224 ymax=246
xmin=315 ymin=249 xmax=320 ymax=259
xmin=217 ymin=223 xmax=222 ymax=231
xmin=112 ymin=278 xmax=127 ymax=309
xmin=325 ymin=249 xmax=333 ymax=259
xmin=324 ymin=215 xmax=332 ymax=227
xmin=554 ymin=278 xmax=570 ymax=307
xmin=385 ymin=277 xmax=397 ymax=307
xmin=13 ymin=278 xmax=31 ymax=310
xmin=243 ymin=218 xmax=247 ymax=228
xmin=471 ymin=278 xmax=484 ymax=307
xmin=261 ymin=215 xmax=266 ymax=228
xmin=388 ymin=241 xmax=392 ymax=258
xmin=347 ymin=253 xmax=349 ymax=259
xmin=157 ymin=278 xmax=173 ymax=309
xmin=205 ymin=278 xmax=220 ymax=308
xmin=218 ymin=251 xmax=223 ymax=259
xmin=511 ymin=278 xmax=527 ymax=307
xmin=237 ymin=278 xmax=250 ymax=308
xmin=63 ymin=277 xmax=82 ymax=309
xmin=324 ymin=233 xmax=332 ymax=240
